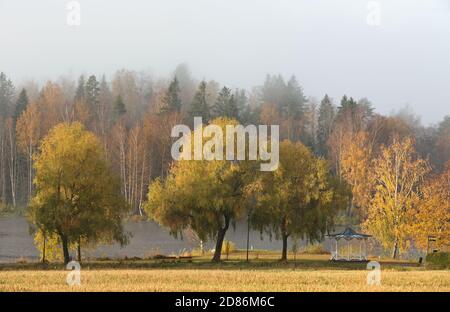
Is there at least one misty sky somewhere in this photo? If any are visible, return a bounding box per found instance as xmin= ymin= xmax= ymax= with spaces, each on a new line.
xmin=0 ymin=0 xmax=449 ymax=125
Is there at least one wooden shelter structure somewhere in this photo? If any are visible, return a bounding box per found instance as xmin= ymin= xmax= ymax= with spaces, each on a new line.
xmin=326 ymin=227 xmax=372 ymax=261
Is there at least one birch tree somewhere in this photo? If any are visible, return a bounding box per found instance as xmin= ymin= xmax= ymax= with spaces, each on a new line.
xmin=364 ymin=137 xmax=429 ymax=258
xmin=16 ymin=102 xmax=41 ymax=201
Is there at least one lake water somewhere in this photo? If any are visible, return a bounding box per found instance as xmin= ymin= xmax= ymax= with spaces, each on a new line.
xmin=0 ymin=216 xmax=297 ymax=262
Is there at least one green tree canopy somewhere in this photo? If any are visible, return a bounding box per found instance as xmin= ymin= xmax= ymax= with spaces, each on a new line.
xmin=0 ymin=72 xmax=15 ymax=116
xmin=212 ymin=86 xmax=238 ymax=120
xmin=14 ymin=88 xmax=29 ymax=121
xmin=317 ymin=94 xmax=335 ymax=156
xmin=85 ymin=75 xmax=100 ymax=110
xmin=74 ymin=75 xmax=86 ymax=102
xmin=189 ymin=81 xmax=210 ymax=122
xmin=162 ymin=76 xmax=182 ymax=113
xmin=113 ymin=94 xmax=126 ymax=118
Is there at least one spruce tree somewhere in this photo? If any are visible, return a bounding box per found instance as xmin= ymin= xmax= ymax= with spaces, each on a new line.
xmin=0 ymin=72 xmax=15 ymax=117
xmin=161 ymin=77 xmax=181 ymax=113
xmin=317 ymin=94 xmax=335 ymax=156
xmin=212 ymin=86 xmax=238 ymax=119
xmin=114 ymin=95 xmax=126 ymax=118
xmin=189 ymin=81 xmax=210 ymax=122
xmin=14 ymin=88 xmax=29 ymax=121
xmin=85 ymin=75 xmax=100 ymax=110
xmin=75 ymin=75 xmax=86 ymax=102
xmin=234 ymin=89 xmax=247 ymax=122
xmin=284 ymin=75 xmax=306 ymax=119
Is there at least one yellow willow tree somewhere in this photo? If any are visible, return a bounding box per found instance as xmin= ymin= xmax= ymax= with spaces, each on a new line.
xmin=364 ymin=137 xmax=429 ymax=259
xmin=146 ymin=118 xmax=255 ymax=262
xmin=29 ymin=122 xmax=129 ymax=264
xmin=249 ymin=140 xmax=348 ymax=261
xmin=409 ymin=160 xmax=450 ymax=250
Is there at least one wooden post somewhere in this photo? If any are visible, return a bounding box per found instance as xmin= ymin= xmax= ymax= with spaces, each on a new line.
xmin=359 ymin=240 xmax=362 ymax=261
xmin=246 ymin=212 xmax=250 ymax=262
xmin=335 ymin=239 xmax=338 ymax=260
xmin=347 ymin=240 xmax=350 ymax=261
xmin=364 ymin=238 xmax=368 ymax=260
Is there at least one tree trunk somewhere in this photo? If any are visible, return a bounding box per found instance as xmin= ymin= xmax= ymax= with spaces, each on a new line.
xmin=42 ymin=232 xmax=46 ymax=263
xmin=347 ymin=193 xmax=354 ymax=217
xmin=77 ymin=237 xmax=81 ymax=263
xmin=8 ymin=123 xmax=17 ymax=208
xmin=7 ymin=124 xmax=16 ymax=207
xmin=280 ymin=216 xmax=289 ymax=261
xmin=160 ymin=145 xmax=166 ymax=179
xmin=138 ymin=148 xmax=146 ymax=215
xmin=391 ymin=239 xmax=399 ymax=259
xmin=61 ymin=235 xmax=70 ymax=264
xmin=28 ymin=144 xmax=33 ymax=201
xmin=212 ymin=228 xmax=226 ymax=262
xmin=212 ymin=215 xmax=230 ymax=262
xmin=281 ymin=233 xmax=289 ymax=261
xmin=0 ymin=134 xmax=5 ymax=202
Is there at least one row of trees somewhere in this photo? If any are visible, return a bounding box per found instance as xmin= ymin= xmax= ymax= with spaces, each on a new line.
xmin=1 ymin=64 xmax=448 ymax=261
xmin=145 ymin=118 xmax=347 ymax=261
xmin=146 ymin=120 xmax=449 ymax=261
xmin=27 ymin=119 xmax=344 ymax=263
xmin=2 ymin=68 xmax=448 ymax=213
xmin=27 ymin=119 xmax=449 ymax=263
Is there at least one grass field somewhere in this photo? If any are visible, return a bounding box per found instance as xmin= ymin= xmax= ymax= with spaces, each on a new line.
xmin=1 ymin=253 xmax=449 ymax=292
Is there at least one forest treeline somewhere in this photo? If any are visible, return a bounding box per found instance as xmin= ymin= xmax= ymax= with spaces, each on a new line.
xmin=0 ymin=64 xmax=449 ymax=261
xmin=1 ymin=66 xmax=448 ymax=211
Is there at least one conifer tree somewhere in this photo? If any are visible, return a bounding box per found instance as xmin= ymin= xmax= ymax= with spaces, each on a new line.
xmin=114 ymin=94 xmax=126 ymax=118
xmin=189 ymin=81 xmax=210 ymax=121
xmin=14 ymin=89 xmax=29 ymax=121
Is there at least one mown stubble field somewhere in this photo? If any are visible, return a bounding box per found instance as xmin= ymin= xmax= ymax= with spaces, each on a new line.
xmin=1 ymin=268 xmax=449 ymax=292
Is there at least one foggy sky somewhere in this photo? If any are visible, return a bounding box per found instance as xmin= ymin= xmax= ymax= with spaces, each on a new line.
xmin=0 ymin=0 xmax=449 ymax=125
